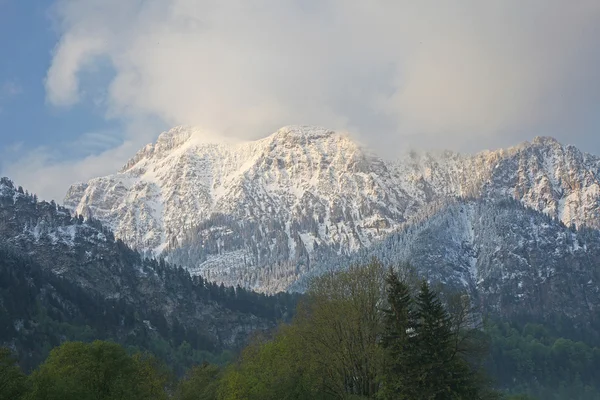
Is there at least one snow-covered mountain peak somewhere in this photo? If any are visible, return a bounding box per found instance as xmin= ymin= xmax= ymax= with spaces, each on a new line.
xmin=64 ymin=127 xmax=600 ymax=292
xmin=261 ymin=125 xmax=363 ymax=156
xmin=0 ymin=177 xmax=13 ymax=192
xmin=531 ymin=135 xmax=561 ymax=147
xmin=65 ymin=125 xmax=395 ymax=256
xmin=502 ymin=135 xmax=580 ymax=159
xmin=268 ymin=125 xmax=340 ymax=142
xmin=119 ymin=126 xmax=235 ymax=174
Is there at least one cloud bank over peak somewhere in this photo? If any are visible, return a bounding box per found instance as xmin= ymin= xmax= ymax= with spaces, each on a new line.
xmin=5 ymin=0 xmax=600 ymax=202
xmin=46 ymin=1 xmax=600 ymax=150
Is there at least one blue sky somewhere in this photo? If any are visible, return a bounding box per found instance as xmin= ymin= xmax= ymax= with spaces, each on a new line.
xmin=0 ymin=0 xmax=121 ymax=159
xmin=1 ymin=0 xmax=600 ymax=202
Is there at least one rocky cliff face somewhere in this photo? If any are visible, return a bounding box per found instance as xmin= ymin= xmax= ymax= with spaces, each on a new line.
xmin=64 ymin=126 xmax=416 ymax=257
xmin=63 ymin=126 xmax=600 ymax=293
xmin=390 ymin=136 xmax=600 ymax=227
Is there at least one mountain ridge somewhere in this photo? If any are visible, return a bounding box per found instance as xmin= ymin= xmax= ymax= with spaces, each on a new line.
xmin=64 ymin=125 xmax=600 ymax=292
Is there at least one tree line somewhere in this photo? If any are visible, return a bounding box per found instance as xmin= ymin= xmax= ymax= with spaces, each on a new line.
xmin=0 ymin=259 xmax=498 ymax=399
xmin=3 ymin=259 xmax=599 ymax=399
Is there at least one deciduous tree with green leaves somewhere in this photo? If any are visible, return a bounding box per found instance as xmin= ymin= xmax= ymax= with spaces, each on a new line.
xmin=175 ymin=362 xmax=221 ymax=400
xmin=0 ymin=347 xmax=28 ymax=400
xmin=27 ymin=340 xmax=168 ymax=400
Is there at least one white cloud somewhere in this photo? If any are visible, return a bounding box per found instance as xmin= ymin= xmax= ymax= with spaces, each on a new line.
xmin=45 ymin=0 xmax=600 ymax=150
xmin=0 ymin=120 xmax=163 ymax=202
xmin=14 ymin=0 xmax=600 ymax=200
xmin=45 ymin=35 xmax=106 ymax=106
xmin=67 ymin=129 xmax=123 ymax=154
xmin=1 ymin=139 xmax=140 ymax=203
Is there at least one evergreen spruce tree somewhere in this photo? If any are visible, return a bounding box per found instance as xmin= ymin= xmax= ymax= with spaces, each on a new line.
xmin=379 ymin=268 xmax=417 ymax=399
xmin=413 ymin=280 xmax=485 ymax=399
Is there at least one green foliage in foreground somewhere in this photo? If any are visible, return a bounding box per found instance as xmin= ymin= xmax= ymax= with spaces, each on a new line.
xmin=0 ymin=347 xmax=28 ymax=400
xmin=27 ymin=341 xmax=169 ymax=400
xmin=174 ymin=363 xmax=222 ymax=400
xmin=3 ymin=260 xmax=600 ymax=399
xmin=217 ymin=261 xmax=499 ymax=399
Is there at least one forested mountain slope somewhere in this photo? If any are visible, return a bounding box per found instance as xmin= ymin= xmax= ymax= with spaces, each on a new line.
xmin=0 ymin=177 xmax=297 ymax=371
xmin=298 ymin=198 xmax=600 ymax=339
